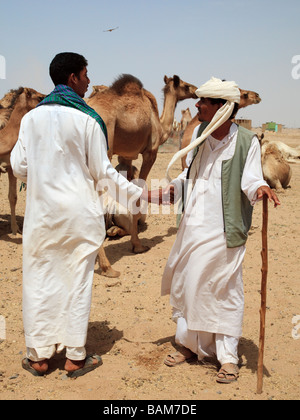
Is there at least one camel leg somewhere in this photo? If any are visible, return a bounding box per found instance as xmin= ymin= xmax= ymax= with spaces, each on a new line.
xmin=128 ymin=150 xmax=157 ymax=254
xmin=97 ymin=244 xmax=120 ymax=278
xmin=130 ymin=210 xmax=149 ymax=254
xmin=139 ymin=149 xmax=158 ymax=181
xmin=7 ymin=166 xmax=19 ymax=235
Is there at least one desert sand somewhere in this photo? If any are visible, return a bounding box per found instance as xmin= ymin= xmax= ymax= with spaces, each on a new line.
xmin=0 ymin=128 xmax=299 ymax=401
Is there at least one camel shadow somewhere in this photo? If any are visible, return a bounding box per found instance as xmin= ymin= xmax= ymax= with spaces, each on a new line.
xmin=46 ymin=321 xmax=123 ymax=374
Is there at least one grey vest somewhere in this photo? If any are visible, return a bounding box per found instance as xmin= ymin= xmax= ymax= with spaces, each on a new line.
xmin=183 ymin=122 xmax=255 ymax=248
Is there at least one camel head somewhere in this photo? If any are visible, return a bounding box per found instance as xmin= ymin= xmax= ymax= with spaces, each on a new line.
xmin=0 ymin=87 xmax=45 ymax=129
xmin=238 ymin=89 xmax=261 ymax=109
xmin=89 ymin=85 xmax=108 ymax=98
xmin=181 ymin=108 xmax=192 ymax=118
xmin=21 ymin=87 xmax=46 ymax=112
xmin=163 ymin=75 xmax=198 ymax=102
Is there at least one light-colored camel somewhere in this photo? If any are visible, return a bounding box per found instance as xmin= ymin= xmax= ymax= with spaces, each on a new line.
xmin=260 ymin=136 xmax=300 ymax=162
xmin=261 ymin=142 xmax=292 ymax=190
xmin=0 ymin=87 xmax=45 ymax=234
xmin=180 ymin=89 xmax=262 ymax=170
xmin=87 ymin=74 xmax=197 ymax=276
xmin=180 ymin=108 xmax=192 ymax=131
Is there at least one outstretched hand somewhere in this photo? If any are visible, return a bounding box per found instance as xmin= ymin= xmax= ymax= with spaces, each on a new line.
xmin=256 ymin=185 xmax=281 ymax=207
xmin=141 ymin=184 xmax=175 ymax=205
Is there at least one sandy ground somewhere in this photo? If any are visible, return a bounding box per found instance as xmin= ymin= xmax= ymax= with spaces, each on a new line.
xmin=0 ymin=128 xmax=299 ymax=401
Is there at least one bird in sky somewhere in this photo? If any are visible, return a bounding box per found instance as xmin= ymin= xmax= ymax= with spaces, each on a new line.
xmin=103 ymin=26 xmax=119 ymax=32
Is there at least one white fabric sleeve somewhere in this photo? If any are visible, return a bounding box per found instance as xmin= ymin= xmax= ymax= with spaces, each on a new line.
xmin=10 ymin=117 xmax=28 ymax=182
xmin=86 ymin=118 xmax=143 ymax=211
xmin=241 ymin=136 xmax=269 ymax=205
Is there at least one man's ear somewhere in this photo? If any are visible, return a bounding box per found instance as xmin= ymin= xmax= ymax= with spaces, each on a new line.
xmin=67 ymin=73 xmax=78 ymax=86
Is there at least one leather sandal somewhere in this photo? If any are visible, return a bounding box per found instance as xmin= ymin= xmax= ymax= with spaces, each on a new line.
xmin=216 ymin=363 xmax=239 ymax=383
xmin=164 ymin=348 xmax=195 ymax=367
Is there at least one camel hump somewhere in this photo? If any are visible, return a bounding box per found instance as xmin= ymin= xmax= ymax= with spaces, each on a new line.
xmin=143 ymin=89 xmax=159 ymax=116
xmin=110 ymin=74 xmax=144 ymax=95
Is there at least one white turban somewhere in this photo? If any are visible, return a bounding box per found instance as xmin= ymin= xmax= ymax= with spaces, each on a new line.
xmin=165 ymin=77 xmax=240 ymax=181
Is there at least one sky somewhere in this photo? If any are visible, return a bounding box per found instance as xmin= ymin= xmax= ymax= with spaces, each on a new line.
xmin=0 ymin=0 xmax=299 ymax=128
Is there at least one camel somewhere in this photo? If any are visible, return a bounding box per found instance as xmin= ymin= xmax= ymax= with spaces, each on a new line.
xmin=86 ymin=74 xmax=197 ymax=276
xmin=87 ymin=74 xmax=197 ymax=276
xmin=259 ymin=135 xmax=300 ymax=162
xmin=179 ymin=89 xmax=262 ymax=170
xmin=0 ymin=87 xmax=45 ymax=234
xmin=261 ymin=142 xmax=292 ymax=190
xmin=87 ymin=74 xmax=197 ymax=182
xmin=0 ymin=89 xmax=18 ymax=108
xmin=180 ymin=108 xmax=192 ymax=132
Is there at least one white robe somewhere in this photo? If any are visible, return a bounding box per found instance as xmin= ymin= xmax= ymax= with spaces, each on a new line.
xmin=10 ymin=104 xmax=142 ymax=350
xmin=161 ymin=123 xmax=268 ymax=338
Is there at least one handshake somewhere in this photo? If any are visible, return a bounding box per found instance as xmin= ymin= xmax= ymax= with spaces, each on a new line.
xmin=141 ymin=184 xmax=176 ymax=206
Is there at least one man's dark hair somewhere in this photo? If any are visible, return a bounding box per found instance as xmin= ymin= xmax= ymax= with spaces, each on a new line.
xmin=208 ymin=97 xmax=239 ymax=120
xmin=49 ymin=52 xmax=88 ymax=86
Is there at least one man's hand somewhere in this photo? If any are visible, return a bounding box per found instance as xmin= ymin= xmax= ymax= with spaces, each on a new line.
xmin=141 ymin=184 xmax=176 ymax=205
xmin=256 ymin=185 xmax=281 ymax=207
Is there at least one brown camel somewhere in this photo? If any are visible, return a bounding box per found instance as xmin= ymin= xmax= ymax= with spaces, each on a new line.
xmin=86 ymin=74 xmax=197 ymax=277
xmin=180 ymin=89 xmax=262 ymax=170
xmin=87 ymin=74 xmax=197 ymax=181
xmin=0 ymin=87 xmax=45 ymax=234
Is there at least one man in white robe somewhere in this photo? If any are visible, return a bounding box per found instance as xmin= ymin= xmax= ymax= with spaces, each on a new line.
xmin=10 ymin=52 xmax=148 ymax=377
xmin=161 ymin=77 xmax=280 ymax=383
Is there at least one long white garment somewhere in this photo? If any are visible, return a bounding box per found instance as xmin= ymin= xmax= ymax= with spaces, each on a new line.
xmin=175 ymin=316 xmax=239 ymax=365
xmin=10 ymin=104 xmax=142 ymax=350
xmin=161 ymin=123 xmax=268 ymax=338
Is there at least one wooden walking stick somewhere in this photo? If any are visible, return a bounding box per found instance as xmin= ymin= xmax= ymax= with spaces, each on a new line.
xmin=257 ymin=194 xmax=268 ymax=394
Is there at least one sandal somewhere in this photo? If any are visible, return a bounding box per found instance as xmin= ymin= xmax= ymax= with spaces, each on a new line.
xmin=66 ymin=354 xmax=103 ymax=378
xmin=22 ymin=358 xmax=48 ymax=377
xmin=216 ymin=363 xmax=239 ymax=384
xmin=164 ymin=348 xmax=195 ymax=367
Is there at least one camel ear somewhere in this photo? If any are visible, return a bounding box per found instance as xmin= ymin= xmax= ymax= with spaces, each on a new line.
xmin=164 ymin=75 xmax=169 ymax=84
xmin=173 ymin=75 xmax=180 ymax=87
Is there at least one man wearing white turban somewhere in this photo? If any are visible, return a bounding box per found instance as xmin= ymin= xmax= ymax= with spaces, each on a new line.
xmin=161 ymin=77 xmax=280 ymax=383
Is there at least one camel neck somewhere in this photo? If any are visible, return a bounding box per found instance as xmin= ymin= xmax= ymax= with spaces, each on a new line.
xmin=160 ymin=93 xmax=177 ymax=136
